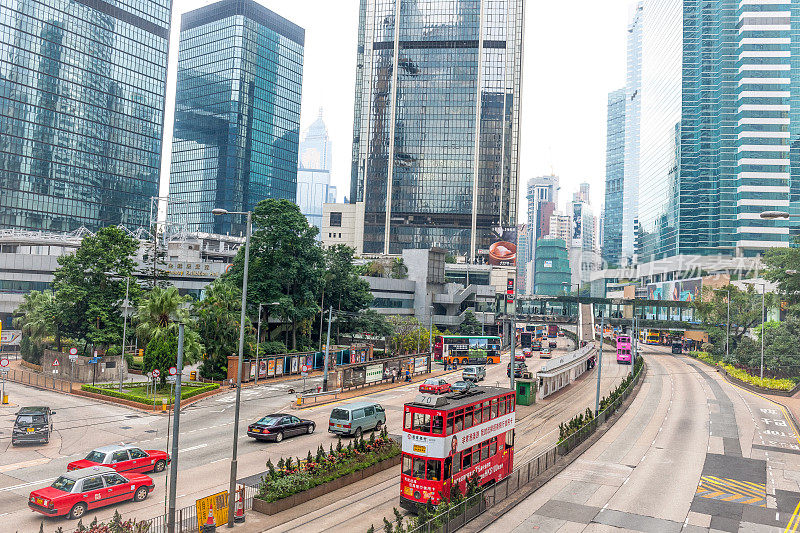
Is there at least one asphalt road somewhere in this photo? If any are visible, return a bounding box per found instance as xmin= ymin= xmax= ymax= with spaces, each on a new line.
xmin=489 ymin=345 xmax=800 ymax=533
xmin=0 ymin=333 xmax=628 ymax=532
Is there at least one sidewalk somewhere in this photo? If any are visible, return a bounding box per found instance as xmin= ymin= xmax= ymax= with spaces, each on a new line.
xmin=764 ymin=389 xmax=800 ymax=430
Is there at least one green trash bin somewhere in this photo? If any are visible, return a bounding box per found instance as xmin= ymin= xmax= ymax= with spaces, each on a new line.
xmin=515 ymin=377 xmax=535 ymax=406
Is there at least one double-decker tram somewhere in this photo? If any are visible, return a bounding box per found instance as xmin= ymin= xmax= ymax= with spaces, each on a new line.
xmin=400 ymin=387 xmax=515 ymax=511
xmin=615 ymin=334 xmax=632 ymax=364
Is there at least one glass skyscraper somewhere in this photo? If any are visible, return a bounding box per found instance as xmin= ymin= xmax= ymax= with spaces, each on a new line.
xmin=638 ymin=0 xmax=800 ymax=260
xmin=350 ymin=0 xmax=524 ymax=258
xmin=0 ymin=0 xmax=172 ymax=232
xmin=622 ymin=2 xmax=642 ymax=263
xmin=168 ymin=0 xmax=304 ymax=235
xmin=602 ymin=88 xmax=625 ymax=266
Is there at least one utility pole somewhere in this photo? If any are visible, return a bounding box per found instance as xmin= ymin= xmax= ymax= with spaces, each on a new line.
xmin=255 ymin=303 xmax=263 ymax=386
xmin=595 ymin=311 xmax=604 ymax=415
xmin=761 ymin=285 xmax=765 ymax=380
xmin=509 ymin=308 xmax=516 ymax=392
xmin=166 ymin=323 xmax=184 ymax=533
xmin=322 ymin=307 xmax=332 ymax=392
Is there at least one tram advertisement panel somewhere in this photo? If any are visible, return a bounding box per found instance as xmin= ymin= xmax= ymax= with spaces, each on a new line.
xmin=402 ymin=412 xmax=515 ymax=457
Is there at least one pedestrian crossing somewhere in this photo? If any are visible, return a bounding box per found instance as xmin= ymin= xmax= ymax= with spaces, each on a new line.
xmin=695 ymin=475 xmax=766 ymax=507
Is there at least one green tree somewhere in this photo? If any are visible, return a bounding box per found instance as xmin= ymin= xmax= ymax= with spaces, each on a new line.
xmin=755 ymin=318 xmax=800 ymax=369
xmin=195 ymin=281 xmax=254 ymax=380
xmin=143 ymin=332 xmax=179 ymax=386
xmin=458 ymin=310 xmax=482 ymax=336
xmin=763 ymin=247 xmax=800 ymax=310
xmin=693 ymin=284 xmax=773 ymax=359
xmin=390 ymin=258 xmax=408 ymax=279
xmin=139 ymin=225 xmax=169 ymax=290
xmin=323 ymin=244 xmax=373 ymax=342
xmin=225 ymin=199 xmax=324 ymax=350
xmin=53 ymin=226 xmax=140 ymax=352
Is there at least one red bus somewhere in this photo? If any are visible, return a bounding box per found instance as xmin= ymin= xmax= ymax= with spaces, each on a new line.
xmin=400 ymin=387 xmax=515 ymax=511
xmin=547 ymin=325 xmax=558 ymax=338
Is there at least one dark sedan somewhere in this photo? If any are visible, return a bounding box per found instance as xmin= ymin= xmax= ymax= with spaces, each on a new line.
xmin=451 ymin=380 xmax=476 ymax=393
xmin=247 ymin=414 xmax=315 ymax=443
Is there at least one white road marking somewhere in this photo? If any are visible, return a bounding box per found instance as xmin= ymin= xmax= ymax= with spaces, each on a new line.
xmin=0 ymin=478 xmax=55 ymax=492
xmin=179 ymin=444 xmax=208 ymax=453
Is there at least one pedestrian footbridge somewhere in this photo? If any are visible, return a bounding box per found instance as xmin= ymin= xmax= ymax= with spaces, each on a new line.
xmin=536 ymin=343 xmax=596 ymax=400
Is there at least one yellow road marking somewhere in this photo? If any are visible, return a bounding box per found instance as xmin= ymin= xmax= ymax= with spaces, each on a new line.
xmin=719 ymin=377 xmax=800 ymax=448
xmin=784 ymin=499 xmax=800 ymax=533
xmin=703 ymin=476 xmax=765 ymax=498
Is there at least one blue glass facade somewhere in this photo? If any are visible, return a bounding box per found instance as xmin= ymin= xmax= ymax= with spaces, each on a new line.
xmin=638 ymin=0 xmax=800 ymax=260
xmin=168 ymin=0 xmax=304 ymax=235
xmin=603 ymin=88 xmax=625 ymax=266
xmin=350 ymin=0 xmax=524 ymax=258
xmin=0 ymin=0 xmax=172 ymax=232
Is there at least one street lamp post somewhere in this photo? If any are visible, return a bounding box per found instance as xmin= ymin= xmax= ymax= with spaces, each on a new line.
xmin=595 ymin=311 xmax=604 ymax=415
xmin=211 ymin=208 xmax=251 ymax=528
xmin=119 ymin=275 xmax=130 ymax=392
xmin=323 ymin=307 xmax=332 ymax=392
xmin=726 ymin=288 xmax=730 ymax=362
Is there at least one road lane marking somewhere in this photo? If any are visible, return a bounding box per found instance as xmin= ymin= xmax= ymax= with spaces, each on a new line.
xmin=784 ymin=500 xmax=800 ymax=533
xmin=0 ymin=457 xmax=51 ymax=473
xmin=179 ymin=444 xmax=208 ymax=453
xmin=0 ymin=478 xmax=55 ymax=492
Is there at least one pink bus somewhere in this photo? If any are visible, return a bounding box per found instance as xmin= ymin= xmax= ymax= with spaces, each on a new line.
xmin=616 ymin=335 xmax=632 ymax=364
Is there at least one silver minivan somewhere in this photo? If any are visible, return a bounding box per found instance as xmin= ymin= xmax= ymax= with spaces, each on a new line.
xmin=462 ymin=365 xmax=486 ymax=382
xmin=328 ymin=401 xmax=386 ymax=438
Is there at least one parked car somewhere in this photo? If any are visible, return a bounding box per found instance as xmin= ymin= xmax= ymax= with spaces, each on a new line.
xmin=540 ymin=348 xmax=552 ymax=359
xmin=29 ymin=466 xmax=154 ymax=519
xmin=68 ymin=445 xmax=169 ymax=474
xmin=419 ymin=378 xmax=451 ymax=395
xmin=514 ymin=353 xmax=526 ymax=362
xmin=507 ymin=361 xmax=528 ymax=378
xmin=462 ymin=366 xmax=486 ymax=382
xmin=522 ymin=348 xmax=532 ymax=357
xmin=451 ymin=380 xmax=476 ymax=393
xmin=329 ymin=402 xmax=386 ymax=438
xmin=12 ymin=406 xmax=54 ymax=446
xmin=558 ymin=330 xmax=565 ymax=337
xmin=247 ymin=413 xmax=315 ymax=442
xmin=549 ymin=341 xmax=557 ymax=349
xmin=531 ymin=341 xmax=542 ymax=351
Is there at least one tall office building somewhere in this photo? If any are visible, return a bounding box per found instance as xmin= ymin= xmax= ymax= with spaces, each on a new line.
xmin=621 ymin=2 xmax=643 ymax=263
xmin=603 ymin=89 xmax=626 ymax=266
xmin=0 ymin=0 xmax=172 ymax=232
xmin=297 ymin=109 xmax=336 ymax=233
xmin=169 ymin=0 xmax=304 ymax=235
xmin=523 ymin=174 xmax=558 ymax=293
xmin=350 ymin=0 xmax=525 ymax=258
xmin=638 ymin=0 xmax=800 ymax=260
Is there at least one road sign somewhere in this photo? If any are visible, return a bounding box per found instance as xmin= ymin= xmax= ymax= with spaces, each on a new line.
xmin=152 ymin=369 xmax=161 ymax=378
xmin=301 ymin=365 xmax=309 ymax=373
xmin=166 ymin=375 xmax=176 ymax=383
xmin=169 ymin=366 xmax=177 ymax=376
xmin=69 ymin=347 xmax=77 ymax=355
xmin=196 ymin=490 xmax=228 ymax=531
xmin=52 ymin=360 xmax=60 ymax=367
xmin=89 ymin=357 xmax=101 ymax=364
xmin=0 ymin=369 xmax=8 ymax=375
xmin=0 ymin=358 xmax=8 ymax=368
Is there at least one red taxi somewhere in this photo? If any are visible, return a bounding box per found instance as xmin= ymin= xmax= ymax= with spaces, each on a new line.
xmin=67 ymin=444 xmax=169 ymax=475
xmin=419 ymin=378 xmax=451 ymax=395
xmin=514 ymin=353 xmax=525 ymax=362
xmin=522 ymin=348 xmax=532 ymax=358
xmin=29 ymin=466 xmax=154 ymax=519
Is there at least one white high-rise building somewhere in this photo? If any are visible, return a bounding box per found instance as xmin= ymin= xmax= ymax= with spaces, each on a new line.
xmin=296 ymin=109 xmax=335 ymax=234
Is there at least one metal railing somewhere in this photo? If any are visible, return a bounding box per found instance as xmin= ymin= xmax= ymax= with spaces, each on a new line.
xmin=407 ymin=359 xmax=644 ymax=533
xmin=2 ymin=366 xmax=72 ymax=392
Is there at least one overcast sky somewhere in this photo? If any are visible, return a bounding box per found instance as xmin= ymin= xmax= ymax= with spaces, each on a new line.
xmin=160 ymin=0 xmax=632 ymax=222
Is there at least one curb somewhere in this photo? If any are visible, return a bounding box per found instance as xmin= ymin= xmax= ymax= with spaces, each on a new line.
xmin=459 ymin=360 xmax=648 ymax=533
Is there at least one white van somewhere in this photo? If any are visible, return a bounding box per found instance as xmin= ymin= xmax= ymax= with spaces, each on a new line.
xmin=462 ymin=366 xmax=486 ymax=382
xmin=328 ymin=401 xmax=386 ymax=438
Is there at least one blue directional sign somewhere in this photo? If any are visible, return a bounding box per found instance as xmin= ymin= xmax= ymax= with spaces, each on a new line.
xmin=89 ymin=357 xmax=101 ymax=364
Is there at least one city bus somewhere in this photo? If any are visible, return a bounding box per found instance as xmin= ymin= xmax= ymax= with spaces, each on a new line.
xmin=639 ymin=329 xmax=661 ymax=345
xmin=433 ymin=336 xmax=501 ymax=365
xmin=616 ymin=334 xmax=632 ymax=364
xmin=400 ymin=386 xmax=515 ymax=511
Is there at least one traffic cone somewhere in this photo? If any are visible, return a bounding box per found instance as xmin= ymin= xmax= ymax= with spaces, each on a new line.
xmin=201 ymin=504 xmax=216 ymax=533
xmin=234 ymin=487 xmax=246 ymax=523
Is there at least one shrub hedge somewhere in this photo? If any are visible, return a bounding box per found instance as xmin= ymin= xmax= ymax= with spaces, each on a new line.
xmin=81 ymin=382 xmax=219 ymax=404
xmin=689 ymin=351 xmax=721 ymax=367
xmin=722 ymin=364 xmax=795 ymax=391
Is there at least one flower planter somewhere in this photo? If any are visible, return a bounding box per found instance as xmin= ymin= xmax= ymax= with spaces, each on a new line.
xmin=252 ymin=454 xmax=401 ymax=516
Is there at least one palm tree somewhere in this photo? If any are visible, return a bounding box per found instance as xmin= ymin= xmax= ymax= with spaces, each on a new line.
xmin=13 ymin=291 xmax=62 ymax=361
xmin=195 ymin=282 xmax=253 ymax=379
xmin=135 ymin=287 xmax=203 ymax=365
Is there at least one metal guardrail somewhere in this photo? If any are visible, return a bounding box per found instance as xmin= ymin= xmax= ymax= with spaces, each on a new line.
xmin=407 ymin=360 xmax=645 ymax=533
xmin=296 ymin=388 xmax=342 ymax=405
